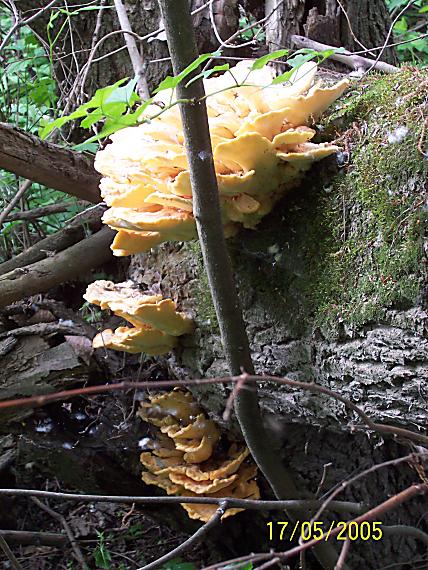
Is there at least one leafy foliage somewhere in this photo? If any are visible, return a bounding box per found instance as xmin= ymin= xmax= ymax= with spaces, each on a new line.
xmin=385 ymin=0 xmax=428 ymax=64
xmin=40 ymin=47 xmax=342 ymax=150
xmin=0 ymin=7 xmax=82 ymax=262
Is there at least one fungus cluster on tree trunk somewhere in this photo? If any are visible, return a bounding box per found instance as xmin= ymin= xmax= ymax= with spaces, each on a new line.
xmin=84 ymin=280 xmax=193 ymax=355
xmin=94 ymin=61 xmax=349 ymax=256
xmin=138 ymin=389 xmax=260 ymax=522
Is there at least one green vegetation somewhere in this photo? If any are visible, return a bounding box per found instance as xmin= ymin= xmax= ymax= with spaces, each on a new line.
xmin=303 ymin=69 xmax=427 ymax=332
xmin=385 ymin=0 xmax=428 ymax=64
xmin=0 ymin=7 xmax=82 ymax=261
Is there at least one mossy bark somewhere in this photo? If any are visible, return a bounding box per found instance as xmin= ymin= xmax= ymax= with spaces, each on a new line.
xmin=129 ymin=69 xmax=428 ymax=567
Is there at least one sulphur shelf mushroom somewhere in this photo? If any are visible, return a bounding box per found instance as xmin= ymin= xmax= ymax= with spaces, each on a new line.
xmin=138 ymin=389 xmax=260 ymax=522
xmin=84 ymin=280 xmax=193 ymax=355
xmin=95 ymin=60 xmax=349 ymax=255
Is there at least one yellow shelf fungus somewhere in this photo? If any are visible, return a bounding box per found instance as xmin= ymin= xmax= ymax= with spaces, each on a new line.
xmin=138 ymin=389 xmax=260 ymax=522
xmin=95 ymin=60 xmax=349 ymax=255
xmin=84 ymin=280 xmax=193 ymax=355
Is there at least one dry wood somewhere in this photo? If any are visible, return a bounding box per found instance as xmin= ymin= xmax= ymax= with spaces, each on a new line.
xmin=3 ymin=202 xmax=83 ymax=223
xmin=0 ymin=227 xmax=114 ymax=308
xmin=0 ymin=205 xmax=104 ymax=275
xmin=0 ymin=123 xmax=101 ymax=203
xmin=0 ymin=530 xmax=67 ymax=548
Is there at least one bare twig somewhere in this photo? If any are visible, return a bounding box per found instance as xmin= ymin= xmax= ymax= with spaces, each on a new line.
xmin=335 ymin=539 xmax=351 ymax=570
xmin=1 ymin=374 xmax=425 ymax=446
xmin=0 ymin=535 xmax=23 ymax=570
xmin=0 ymin=180 xmax=32 ymax=227
xmin=383 ymin=525 xmax=428 ymax=547
xmin=137 ymin=501 xmax=227 ymax=570
xmin=291 ymin=35 xmax=399 ymax=74
xmin=336 ymin=0 xmax=368 ymax=51
xmin=0 ymin=489 xmax=364 ymax=514
xmin=0 ymin=0 xmax=60 ymax=53
xmin=3 ymin=201 xmax=78 ymax=223
xmin=0 ymin=530 xmax=67 ymax=548
xmin=113 ymin=0 xmax=149 ymax=99
xmin=364 ymin=0 xmax=416 ymax=75
xmin=201 ymin=484 xmax=428 ymax=570
xmin=31 ymin=497 xmax=86 ymax=566
xmin=307 ymin=454 xmax=427 ymax=531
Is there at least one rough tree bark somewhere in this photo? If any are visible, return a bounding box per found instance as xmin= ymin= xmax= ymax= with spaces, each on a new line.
xmin=265 ymin=0 xmax=396 ymax=63
xmin=0 ymin=123 xmax=101 ymax=203
xmin=16 ymin=0 xmax=239 ymax=101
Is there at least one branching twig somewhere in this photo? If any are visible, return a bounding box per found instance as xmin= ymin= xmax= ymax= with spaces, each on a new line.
xmin=0 ymin=489 xmax=364 ymax=514
xmin=0 ymin=180 xmax=32 ymax=227
xmin=291 ymin=35 xmax=399 ymax=74
xmin=201 ymin=484 xmax=428 ymax=570
xmin=364 ymin=0 xmax=416 ymax=75
xmin=0 ymin=0 xmax=60 ymax=53
xmin=137 ymin=501 xmax=227 ymax=570
xmin=113 ymin=0 xmax=149 ymax=99
xmin=31 ymin=497 xmax=86 ymax=566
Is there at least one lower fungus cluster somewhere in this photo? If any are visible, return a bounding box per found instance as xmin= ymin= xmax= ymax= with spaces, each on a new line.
xmin=95 ymin=61 xmax=349 ymax=256
xmin=84 ymin=280 xmax=193 ymax=355
xmin=138 ymin=389 xmax=260 ymax=522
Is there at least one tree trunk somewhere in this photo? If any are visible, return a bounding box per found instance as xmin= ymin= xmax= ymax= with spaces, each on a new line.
xmin=124 ymin=68 xmax=427 ymax=567
xmin=16 ymin=0 xmax=239 ymax=101
xmin=265 ymin=0 xmax=396 ymax=63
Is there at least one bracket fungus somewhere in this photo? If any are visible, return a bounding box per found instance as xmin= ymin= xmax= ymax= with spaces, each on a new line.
xmin=95 ymin=60 xmax=349 ymax=255
xmin=83 ymin=280 xmax=193 ymax=355
xmin=138 ymin=389 xmax=260 ymax=522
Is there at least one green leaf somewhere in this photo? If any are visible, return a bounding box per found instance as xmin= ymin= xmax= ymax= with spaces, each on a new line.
xmin=270 ymin=68 xmax=295 ymax=85
xmin=285 ymin=51 xmax=318 ymax=68
xmin=154 ymin=51 xmax=221 ymax=93
xmin=105 ymin=77 xmax=140 ymax=105
xmin=419 ymin=5 xmax=428 ymax=12
xmin=251 ymin=49 xmax=290 ymax=70
xmin=185 ymin=63 xmax=230 ymax=86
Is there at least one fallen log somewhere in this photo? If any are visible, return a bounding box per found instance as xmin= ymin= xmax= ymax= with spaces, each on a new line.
xmin=0 ymin=205 xmax=105 ymax=276
xmin=0 ymin=122 xmax=101 ymax=203
xmin=0 ymin=227 xmax=115 ymax=308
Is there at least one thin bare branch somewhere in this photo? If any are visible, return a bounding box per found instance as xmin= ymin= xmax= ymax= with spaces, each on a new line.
xmin=137 ymin=501 xmax=227 ymax=570
xmin=0 ymin=489 xmax=364 ymax=514
xmin=291 ymin=35 xmax=399 ymax=74
xmin=1 ymin=374 xmax=426 ymax=446
xmin=113 ymin=0 xmax=149 ymax=98
xmin=31 ymin=497 xmax=86 ymax=566
xmin=0 ymin=0 xmax=60 ymax=53
xmin=0 ymin=535 xmax=23 ymax=570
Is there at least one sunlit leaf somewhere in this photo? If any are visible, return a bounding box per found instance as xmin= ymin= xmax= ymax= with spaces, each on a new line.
xmin=251 ymin=49 xmax=290 ymax=70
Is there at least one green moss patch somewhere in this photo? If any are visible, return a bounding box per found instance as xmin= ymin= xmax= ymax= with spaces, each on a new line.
xmin=305 ymin=69 xmax=427 ymax=331
xmin=233 ymin=69 xmax=427 ymax=337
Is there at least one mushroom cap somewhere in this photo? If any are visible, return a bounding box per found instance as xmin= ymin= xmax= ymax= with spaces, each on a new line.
xmin=94 ymin=61 xmax=349 ymax=255
xmin=138 ymin=389 xmax=261 ymax=522
xmin=92 ymin=326 xmax=176 ymax=355
xmin=84 ymin=280 xmax=193 ymax=337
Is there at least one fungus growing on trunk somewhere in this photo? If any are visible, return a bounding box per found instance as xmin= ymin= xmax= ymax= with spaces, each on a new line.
xmin=94 ymin=61 xmax=349 ymax=255
xmin=84 ymin=280 xmax=193 ymax=355
xmin=138 ymin=389 xmax=260 ymax=522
